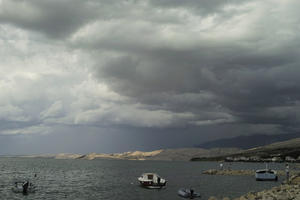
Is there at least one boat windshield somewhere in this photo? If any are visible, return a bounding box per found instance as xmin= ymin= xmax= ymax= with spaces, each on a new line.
xmin=147 ymin=174 xmax=153 ymax=179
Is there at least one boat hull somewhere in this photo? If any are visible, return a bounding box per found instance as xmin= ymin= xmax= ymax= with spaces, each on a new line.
xmin=255 ymin=170 xmax=278 ymax=181
xmin=11 ymin=187 xmax=36 ymax=193
xmin=255 ymin=176 xmax=278 ymax=181
xmin=178 ymin=188 xmax=201 ymax=198
xmin=138 ymin=173 xmax=167 ymax=189
xmin=11 ymin=181 xmax=36 ymax=194
xmin=139 ymin=181 xmax=166 ymax=189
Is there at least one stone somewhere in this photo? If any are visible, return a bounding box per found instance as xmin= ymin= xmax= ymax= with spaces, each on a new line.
xmin=222 ymin=197 xmax=231 ymax=200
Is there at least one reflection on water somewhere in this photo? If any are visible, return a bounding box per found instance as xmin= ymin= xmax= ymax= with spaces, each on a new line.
xmin=0 ymin=158 xmax=285 ymax=199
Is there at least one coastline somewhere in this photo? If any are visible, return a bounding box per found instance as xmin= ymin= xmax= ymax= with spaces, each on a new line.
xmin=2 ymin=138 xmax=300 ymax=163
xmin=203 ymin=169 xmax=300 ymax=176
xmin=208 ymin=174 xmax=300 ymax=200
xmin=2 ymin=148 xmax=241 ymax=161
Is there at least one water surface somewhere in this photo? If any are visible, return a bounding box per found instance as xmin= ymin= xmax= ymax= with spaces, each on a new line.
xmin=0 ymin=158 xmax=286 ymax=199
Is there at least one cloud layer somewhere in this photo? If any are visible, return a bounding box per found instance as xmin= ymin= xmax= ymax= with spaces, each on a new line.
xmin=0 ymin=0 xmax=300 ymax=152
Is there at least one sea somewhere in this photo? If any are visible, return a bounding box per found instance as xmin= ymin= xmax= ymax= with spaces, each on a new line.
xmin=0 ymin=158 xmax=287 ymax=200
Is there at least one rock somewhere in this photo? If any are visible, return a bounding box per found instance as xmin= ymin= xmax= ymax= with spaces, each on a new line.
xmin=285 ymin=156 xmax=296 ymax=162
xmin=246 ymin=193 xmax=257 ymax=200
xmin=277 ymin=194 xmax=288 ymax=200
xmin=290 ymin=176 xmax=300 ymax=184
xmin=203 ymin=169 xmax=218 ymax=175
xmin=222 ymin=197 xmax=231 ymax=200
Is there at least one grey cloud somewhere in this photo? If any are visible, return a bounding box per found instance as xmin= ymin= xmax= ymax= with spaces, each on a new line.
xmin=0 ymin=0 xmax=98 ymax=38
xmin=148 ymin=0 xmax=251 ymax=15
xmin=0 ymin=120 xmax=39 ymax=133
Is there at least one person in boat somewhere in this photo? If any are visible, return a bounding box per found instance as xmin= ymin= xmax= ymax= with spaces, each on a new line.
xmin=190 ymin=188 xmax=194 ymax=197
xmin=22 ymin=181 xmax=29 ymax=194
xmin=157 ymin=177 xmax=161 ymax=184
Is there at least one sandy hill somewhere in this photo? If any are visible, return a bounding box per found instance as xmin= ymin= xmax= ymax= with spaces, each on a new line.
xmin=78 ymin=148 xmax=240 ymax=161
xmin=81 ymin=150 xmax=163 ymax=160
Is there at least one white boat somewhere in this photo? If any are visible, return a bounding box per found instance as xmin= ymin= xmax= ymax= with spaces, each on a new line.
xmin=255 ymin=167 xmax=278 ymax=181
xmin=138 ymin=173 xmax=167 ymax=189
xmin=178 ymin=188 xmax=201 ymax=199
xmin=12 ymin=181 xmax=36 ymax=193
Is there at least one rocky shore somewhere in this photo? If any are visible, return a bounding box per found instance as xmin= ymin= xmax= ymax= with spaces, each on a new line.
xmin=203 ymin=169 xmax=254 ymax=176
xmin=208 ymin=174 xmax=300 ymax=200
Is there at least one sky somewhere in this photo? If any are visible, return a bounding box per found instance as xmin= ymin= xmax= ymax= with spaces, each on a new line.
xmin=0 ymin=0 xmax=300 ymax=154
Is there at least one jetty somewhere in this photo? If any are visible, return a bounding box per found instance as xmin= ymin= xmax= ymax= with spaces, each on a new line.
xmin=202 ymin=169 xmax=300 ymax=176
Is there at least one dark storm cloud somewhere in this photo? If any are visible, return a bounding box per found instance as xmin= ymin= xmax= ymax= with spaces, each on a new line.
xmin=1 ymin=0 xmax=300 ymax=154
xmin=84 ymin=0 xmax=300 ymax=133
xmin=92 ymin=40 xmax=300 ymax=127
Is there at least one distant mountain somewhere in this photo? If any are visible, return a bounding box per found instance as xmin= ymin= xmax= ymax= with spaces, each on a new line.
xmin=192 ymin=137 xmax=300 ymax=162
xmin=77 ymin=148 xmax=241 ymax=161
xmin=196 ymin=133 xmax=300 ymax=149
xmin=147 ymin=148 xmax=241 ymax=161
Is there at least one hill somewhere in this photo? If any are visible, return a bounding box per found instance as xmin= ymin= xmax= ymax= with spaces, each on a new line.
xmin=196 ymin=133 xmax=300 ymax=149
xmin=192 ymin=137 xmax=300 ymax=162
xmin=79 ymin=148 xmax=241 ymax=161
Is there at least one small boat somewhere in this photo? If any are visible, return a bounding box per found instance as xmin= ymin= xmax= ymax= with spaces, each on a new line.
xmin=255 ymin=164 xmax=278 ymax=181
xmin=12 ymin=181 xmax=36 ymax=193
xmin=138 ymin=173 xmax=167 ymax=189
xmin=178 ymin=188 xmax=201 ymax=199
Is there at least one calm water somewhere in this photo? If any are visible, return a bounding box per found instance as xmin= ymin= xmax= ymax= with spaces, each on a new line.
xmin=0 ymin=158 xmax=287 ymax=200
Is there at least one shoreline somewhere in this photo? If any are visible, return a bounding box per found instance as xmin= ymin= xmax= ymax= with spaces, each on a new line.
xmin=202 ymin=169 xmax=300 ymax=176
xmin=208 ymin=174 xmax=300 ymax=200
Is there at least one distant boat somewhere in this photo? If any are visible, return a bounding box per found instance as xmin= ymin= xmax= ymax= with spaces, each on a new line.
xmin=12 ymin=181 xmax=36 ymax=193
xmin=138 ymin=173 xmax=167 ymax=189
xmin=255 ymin=164 xmax=278 ymax=181
xmin=178 ymin=188 xmax=201 ymax=199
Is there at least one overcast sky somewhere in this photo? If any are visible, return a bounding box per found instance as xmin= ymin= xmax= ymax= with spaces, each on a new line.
xmin=0 ymin=0 xmax=300 ymax=154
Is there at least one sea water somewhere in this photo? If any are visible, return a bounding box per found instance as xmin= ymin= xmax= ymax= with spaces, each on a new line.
xmin=0 ymin=158 xmax=285 ymax=200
